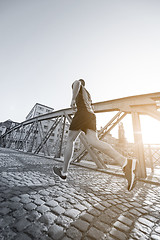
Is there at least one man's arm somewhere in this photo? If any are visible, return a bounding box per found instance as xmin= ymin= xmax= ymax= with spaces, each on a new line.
xmin=70 ymin=80 xmax=81 ymax=110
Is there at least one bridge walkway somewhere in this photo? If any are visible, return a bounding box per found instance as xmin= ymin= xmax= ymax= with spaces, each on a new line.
xmin=0 ymin=147 xmax=160 ymax=240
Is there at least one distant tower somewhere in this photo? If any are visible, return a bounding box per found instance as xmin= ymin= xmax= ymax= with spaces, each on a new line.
xmin=118 ymin=122 xmax=126 ymax=144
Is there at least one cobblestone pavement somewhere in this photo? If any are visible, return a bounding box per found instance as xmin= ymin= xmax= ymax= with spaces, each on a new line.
xmin=0 ymin=147 xmax=160 ymax=240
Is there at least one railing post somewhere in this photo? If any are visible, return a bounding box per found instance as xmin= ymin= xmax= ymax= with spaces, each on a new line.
xmin=131 ymin=112 xmax=146 ymax=178
xmin=58 ymin=116 xmax=66 ymax=158
xmin=148 ymin=144 xmax=154 ymax=173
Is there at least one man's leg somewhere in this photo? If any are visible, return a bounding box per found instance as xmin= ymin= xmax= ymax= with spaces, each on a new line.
xmin=62 ymin=130 xmax=80 ymax=174
xmin=85 ymin=129 xmax=126 ymax=166
xmin=53 ymin=130 xmax=80 ymax=180
xmin=85 ymin=129 xmax=137 ymax=191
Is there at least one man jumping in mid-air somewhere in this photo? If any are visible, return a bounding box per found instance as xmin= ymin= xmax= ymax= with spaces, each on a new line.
xmin=53 ymin=79 xmax=137 ymax=191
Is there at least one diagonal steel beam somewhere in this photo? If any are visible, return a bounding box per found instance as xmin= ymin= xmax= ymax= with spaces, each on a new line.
xmin=37 ymin=122 xmax=49 ymax=156
xmin=98 ymin=111 xmax=127 ymax=140
xmin=27 ymin=120 xmax=38 ymax=152
xmin=34 ymin=116 xmax=63 ymax=154
xmin=55 ymin=116 xmax=66 ymax=158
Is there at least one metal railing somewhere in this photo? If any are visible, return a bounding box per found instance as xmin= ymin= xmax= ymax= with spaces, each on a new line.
xmin=115 ymin=143 xmax=160 ymax=172
xmin=1 ymin=92 xmax=160 ymax=178
xmin=144 ymin=144 xmax=160 ymax=170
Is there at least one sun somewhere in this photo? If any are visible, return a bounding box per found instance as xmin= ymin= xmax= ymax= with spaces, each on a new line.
xmin=96 ymin=112 xmax=160 ymax=145
xmin=140 ymin=115 xmax=160 ymax=144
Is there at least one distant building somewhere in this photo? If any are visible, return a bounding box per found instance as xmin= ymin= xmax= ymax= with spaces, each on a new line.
xmin=26 ymin=103 xmax=54 ymax=120
xmin=0 ymin=120 xmax=19 ymax=136
xmin=0 ymin=120 xmax=20 ymax=148
xmin=25 ymin=103 xmax=79 ymax=157
xmin=0 ymin=103 xmax=81 ymax=157
xmin=25 ymin=103 xmax=55 ymax=155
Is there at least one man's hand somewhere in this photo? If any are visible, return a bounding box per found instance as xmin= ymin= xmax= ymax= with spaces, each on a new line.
xmin=70 ymin=99 xmax=77 ymax=112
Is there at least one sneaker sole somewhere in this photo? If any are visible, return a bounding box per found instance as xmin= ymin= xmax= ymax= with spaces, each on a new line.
xmin=53 ymin=167 xmax=67 ymax=181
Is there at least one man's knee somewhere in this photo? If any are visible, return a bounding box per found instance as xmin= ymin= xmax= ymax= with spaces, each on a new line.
xmin=67 ymin=131 xmax=79 ymax=142
xmin=67 ymin=134 xmax=75 ymax=143
xmin=85 ymin=134 xmax=97 ymax=146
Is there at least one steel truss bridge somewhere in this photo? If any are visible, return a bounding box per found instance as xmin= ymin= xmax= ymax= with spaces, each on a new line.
xmin=1 ymin=92 xmax=160 ymax=179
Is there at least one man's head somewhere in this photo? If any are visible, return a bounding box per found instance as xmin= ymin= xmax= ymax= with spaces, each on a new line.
xmin=79 ymin=79 xmax=85 ymax=86
xmin=72 ymin=79 xmax=85 ymax=89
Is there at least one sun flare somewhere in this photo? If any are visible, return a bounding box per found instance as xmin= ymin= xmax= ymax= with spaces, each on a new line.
xmin=140 ymin=115 xmax=160 ymax=144
xmin=96 ymin=112 xmax=160 ymax=145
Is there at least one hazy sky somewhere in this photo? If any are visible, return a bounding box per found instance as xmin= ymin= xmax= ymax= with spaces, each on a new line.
xmin=0 ymin=0 xmax=160 ymax=142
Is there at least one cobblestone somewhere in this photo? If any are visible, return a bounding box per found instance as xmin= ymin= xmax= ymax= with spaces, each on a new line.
xmin=113 ymin=220 xmax=130 ymax=232
xmin=110 ymin=227 xmax=128 ymax=240
xmin=39 ymin=212 xmax=57 ymax=225
xmin=155 ymin=226 xmax=160 ymax=234
xmin=24 ymin=202 xmax=37 ymax=211
xmin=15 ymin=233 xmax=32 ymax=240
xmin=52 ymin=205 xmax=66 ymax=215
xmin=1 ymin=147 xmax=160 ymax=239
xmin=64 ymin=208 xmax=81 ymax=219
xmin=46 ymin=199 xmax=58 ymax=208
xmin=24 ymin=222 xmax=47 ymax=239
xmin=80 ymin=212 xmax=94 ymax=223
xmin=48 ymin=224 xmax=64 ymax=240
xmin=117 ymin=214 xmax=133 ymax=226
xmin=71 ymin=219 xmax=90 ymax=232
xmin=93 ymin=220 xmax=110 ymax=233
xmin=66 ymin=226 xmax=82 ymax=240
xmin=87 ymin=226 xmax=106 ymax=239
xmin=14 ymin=217 xmax=31 ymax=232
